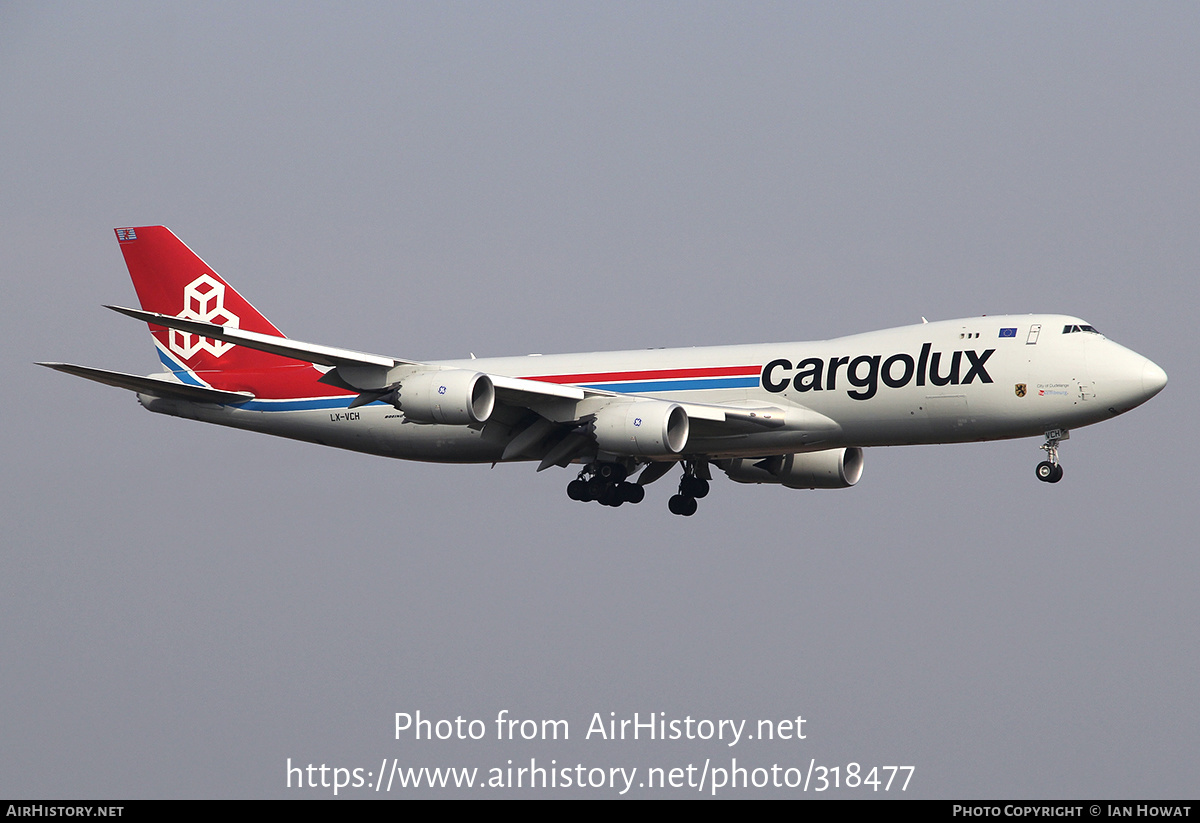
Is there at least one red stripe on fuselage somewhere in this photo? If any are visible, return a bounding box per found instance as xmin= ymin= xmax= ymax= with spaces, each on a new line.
xmin=522 ymin=365 xmax=761 ymax=384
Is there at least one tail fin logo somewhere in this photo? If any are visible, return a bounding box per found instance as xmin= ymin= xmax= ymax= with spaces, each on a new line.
xmin=168 ymin=274 xmax=240 ymax=359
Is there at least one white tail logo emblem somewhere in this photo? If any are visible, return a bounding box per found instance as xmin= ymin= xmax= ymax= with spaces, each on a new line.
xmin=168 ymin=274 xmax=240 ymax=359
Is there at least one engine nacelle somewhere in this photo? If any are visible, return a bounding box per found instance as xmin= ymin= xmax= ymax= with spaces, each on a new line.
xmin=398 ymin=369 xmax=495 ymax=425
xmin=592 ymin=400 xmax=689 ymax=457
xmin=723 ymin=447 xmax=864 ymax=489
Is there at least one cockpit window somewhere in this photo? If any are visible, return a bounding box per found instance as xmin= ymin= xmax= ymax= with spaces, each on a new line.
xmin=1062 ymin=324 xmax=1101 ymax=334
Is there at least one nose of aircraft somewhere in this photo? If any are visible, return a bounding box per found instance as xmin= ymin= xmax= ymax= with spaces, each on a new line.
xmin=1095 ymin=341 xmax=1166 ymax=413
xmin=1142 ymin=359 xmax=1168 ymax=399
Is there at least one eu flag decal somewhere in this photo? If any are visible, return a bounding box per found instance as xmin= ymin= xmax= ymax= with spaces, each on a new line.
xmin=999 ymin=327 xmax=1017 ymax=338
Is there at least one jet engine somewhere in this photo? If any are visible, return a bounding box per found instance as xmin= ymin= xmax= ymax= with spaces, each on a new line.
xmin=398 ymin=369 xmax=495 ymax=425
xmin=722 ymin=447 xmax=864 ymax=489
xmin=592 ymin=400 xmax=689 ymax=457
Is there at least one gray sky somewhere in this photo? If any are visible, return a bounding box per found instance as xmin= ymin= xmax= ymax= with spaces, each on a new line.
xmin=2 ymin=1 xmax=1196 ymax=798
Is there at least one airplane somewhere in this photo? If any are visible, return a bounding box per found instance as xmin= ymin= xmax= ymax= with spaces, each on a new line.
xmin=41 ymin=226 xmax=1168 ymax=516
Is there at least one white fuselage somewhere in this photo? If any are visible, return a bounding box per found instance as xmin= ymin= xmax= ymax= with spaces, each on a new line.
xmin=137 ymin=314 xmax=1166 ymax=465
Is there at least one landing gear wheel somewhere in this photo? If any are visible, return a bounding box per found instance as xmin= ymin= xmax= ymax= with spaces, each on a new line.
xmin=598 ymin=484 xmax=624 ymax=506
xmin=681 ymin=476 xmax=709 ymax=498
xmin=587 ymin=476 xmax=607 ymax=500
xmin=1035 ymin=461 xmax=1064 ymax=483
xmin=671 ymin=458 xmax=710 ymax=514
xmin=620 ymin=482 xmax=645 ymax=504
xmin=569 ymin=463 xmax=639 ymax=506
xmin=668 ymin=494 xmax=697 ymax=516
xmin=1036 ymin=429 xmax=1068 ymax=484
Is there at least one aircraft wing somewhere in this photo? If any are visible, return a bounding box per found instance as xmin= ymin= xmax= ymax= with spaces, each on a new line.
xmin=104 ymin=306 xmax=820 ymax=434
xmin=37 ymin=362 xmax=255 ymax=404
xmin=107 ymin=306 xmax=591 ymax=407
xmin=108 ymin=305 xmax=763 ymax=415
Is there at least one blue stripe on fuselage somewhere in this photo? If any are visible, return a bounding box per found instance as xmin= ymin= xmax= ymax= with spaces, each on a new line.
xmin=196 ymin=375 xmax=759 ymax=411
xmin=156 ymin=348 xmax=207 ymax=387
xmin=238 ymin=396 xmax=374 ymax=411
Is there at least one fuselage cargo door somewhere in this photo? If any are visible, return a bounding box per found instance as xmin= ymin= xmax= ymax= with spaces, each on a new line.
xmin=922 ymin=393 xmax=975 ymax=440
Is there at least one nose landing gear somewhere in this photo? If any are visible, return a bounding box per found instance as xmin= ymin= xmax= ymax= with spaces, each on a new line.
xmin=1035 ymin=460 xmax=1063 ymax=483
xmin=1035 ymin=429 xmax=1068 ymax=483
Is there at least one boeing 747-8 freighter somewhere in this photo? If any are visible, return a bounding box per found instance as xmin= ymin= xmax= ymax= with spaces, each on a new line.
xmin=41 ymin=226 xmax=1168 ymax=515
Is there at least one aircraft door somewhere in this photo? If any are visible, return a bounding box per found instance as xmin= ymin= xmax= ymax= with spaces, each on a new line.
xmin=922 ymin=393 xmax=974 ymax=439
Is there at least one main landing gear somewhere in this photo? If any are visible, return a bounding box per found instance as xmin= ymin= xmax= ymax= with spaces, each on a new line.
xmin=566 ymin=462 xmax=645 ymax=507
xmin=668 ymin=459 xmax=710 ymax=517
xmin=565 ymin=458 xmax=713 ymax=515
xmin=1035 ymin=429 xmax=1068 ymax=483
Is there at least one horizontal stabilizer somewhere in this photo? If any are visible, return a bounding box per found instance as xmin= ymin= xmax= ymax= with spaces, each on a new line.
xmin=37 ymin=362 xmax=254 ymax=404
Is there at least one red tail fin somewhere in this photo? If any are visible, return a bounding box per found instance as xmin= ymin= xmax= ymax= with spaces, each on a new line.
xmin=115 ymin=226 xmax=291 ymax=375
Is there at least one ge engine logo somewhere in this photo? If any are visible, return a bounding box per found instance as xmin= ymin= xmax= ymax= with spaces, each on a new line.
xmin=168 ymin=274 xmax=240 ymax=359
